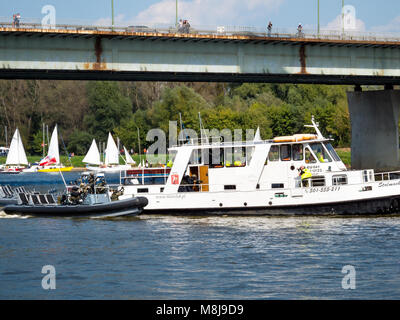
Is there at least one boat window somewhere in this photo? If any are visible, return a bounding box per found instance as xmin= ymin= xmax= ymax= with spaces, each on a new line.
xmin=305 ymin=147 xmax=317 ymax=163
xmin=280 ymin=145 xmax=291 ymax=161
xmin=168 ymin=150 xmax=177 ymax=163
xmin=272 ymin=183 xmax=284 ymax=189
xmin=225 ymin=147 xmax=246 ymax=167
xmin=311 ymin=176 xmax=325 ymax=187
xmin=309 ymin=143 xmax=332 ymax=163
xmin=324 ymin=143 xmax=342 ymax=162
xmin=204 ymin=148 xmax=224 ymax=168
xmin=292 ymin=144 xmax=304 ymax=161
xmin=224 ymin=185 xmax=236 ymax=190
xmin=189 ymin=148 xmax=202 ymax=165
xmin=246 ymin=147 xmax=255 ymax=165
xmin=137 ymin=188 xmax=149 ymax=193
xmin=333 ymin=175 xmax=347 ymax=185
xmin=267 ymin=145 xmax=279 ymax=163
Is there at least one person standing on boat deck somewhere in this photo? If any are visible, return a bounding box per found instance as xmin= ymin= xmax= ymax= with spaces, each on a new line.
xmin=299 ymin=166 xmax=312 ymax=187
xmin=167 ymin=159 xmax=173 ymax=168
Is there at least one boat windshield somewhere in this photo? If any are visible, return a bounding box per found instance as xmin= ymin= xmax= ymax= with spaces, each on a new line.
xmin=324 ymin=142 xmax=342 ymax=162
xmin=309 ymin=142 xmax=332 ymax=163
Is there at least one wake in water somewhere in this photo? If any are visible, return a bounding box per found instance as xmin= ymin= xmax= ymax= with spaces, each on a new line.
xmin=0 ymin=210 xmax=30 ymax=219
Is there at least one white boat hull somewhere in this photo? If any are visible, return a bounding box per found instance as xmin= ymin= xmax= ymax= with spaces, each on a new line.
xmin=121 ymin=180 xmax=400 ymax=215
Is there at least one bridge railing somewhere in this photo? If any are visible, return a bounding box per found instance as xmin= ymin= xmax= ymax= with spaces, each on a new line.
xmin=1 ymin=17 xmax=400 ymax=43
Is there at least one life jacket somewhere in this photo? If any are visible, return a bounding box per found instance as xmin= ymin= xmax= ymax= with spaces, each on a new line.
xmin=301 ymin=168 xmax=312 ymax=180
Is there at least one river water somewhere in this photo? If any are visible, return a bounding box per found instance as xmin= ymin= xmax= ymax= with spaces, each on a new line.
xmin=1 ymin=173 xmax=400 ymax=299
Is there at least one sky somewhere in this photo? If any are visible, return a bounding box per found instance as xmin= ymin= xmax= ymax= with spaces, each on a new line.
xmin=1 ymin=0 xmax=400 ymax=33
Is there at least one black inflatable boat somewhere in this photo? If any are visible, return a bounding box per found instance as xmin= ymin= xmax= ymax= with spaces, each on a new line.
xmin=3 ymin=193 xmax=148 ymax=218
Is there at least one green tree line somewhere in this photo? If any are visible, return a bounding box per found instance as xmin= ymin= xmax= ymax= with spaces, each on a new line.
xmin=0 ymin=80 xmax=352 ymax=156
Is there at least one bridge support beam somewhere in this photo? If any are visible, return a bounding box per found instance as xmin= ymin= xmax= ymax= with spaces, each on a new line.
xmin=348 ymin=89 xmax=400 ymax=171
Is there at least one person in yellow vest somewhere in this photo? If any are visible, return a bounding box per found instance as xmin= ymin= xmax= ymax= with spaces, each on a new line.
xmin=167 ymin=160 xmax=173 ymax=168
xmin=299 ymin=166 xmax=312 ymax=187
xmin=225 ymin=161 xmax=231 ymax=167
xmin=316 ymin=148 xmax=324 ymax=163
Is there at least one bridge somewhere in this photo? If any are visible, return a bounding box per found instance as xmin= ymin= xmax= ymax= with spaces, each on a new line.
xmin=1 ymin=23 xmax=400 ymax=171
xmin=0 ymin=24 xmax=400 ymax=84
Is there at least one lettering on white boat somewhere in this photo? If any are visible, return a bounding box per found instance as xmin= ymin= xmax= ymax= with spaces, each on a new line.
xmin=306 ymin=165 xmax=323 ymax=174
xmin=378 ymin=181 xmax=400 ymax=188
xmin=155 ymin=194 xmax=187 ymax=200
xmin=304 ymin=186 xmax=341 ymax=194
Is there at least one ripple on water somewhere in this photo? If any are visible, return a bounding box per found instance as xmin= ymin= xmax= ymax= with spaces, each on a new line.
xmin=1 ymin=214 xmax=400 ymax=299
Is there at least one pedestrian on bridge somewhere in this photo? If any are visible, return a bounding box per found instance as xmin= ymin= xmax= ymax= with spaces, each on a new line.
xmin=12 ymin=13 xmax=21 ymax=28
xmin=297 ymin=23 xmax=303 ymax=38
xmin=267 ymin=21 xmax=272 ymax=36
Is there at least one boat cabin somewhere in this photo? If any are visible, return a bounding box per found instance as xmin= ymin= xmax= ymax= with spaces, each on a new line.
xmin=119 ymin=118 xmax=373 ymax=197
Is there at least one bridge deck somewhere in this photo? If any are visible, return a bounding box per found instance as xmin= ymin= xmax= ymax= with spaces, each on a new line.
xmin=1 ymin=26 xmax=400 ymax=84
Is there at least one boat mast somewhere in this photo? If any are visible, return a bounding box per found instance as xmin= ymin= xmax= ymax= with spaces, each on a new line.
xmin=42 ymin=123 xmax=45 ymax=158
xmin=305 ymin=115 xmax=324 ymax=139
xmin=137 ymin=127 xmax=141 ymax=165
xmin=4 ymin=126 xmax=7 ymax=148
xmin=46 ymin=125 xmax=49 ymax=152
xmin=179 ymin=113 xmax=183 ymax=146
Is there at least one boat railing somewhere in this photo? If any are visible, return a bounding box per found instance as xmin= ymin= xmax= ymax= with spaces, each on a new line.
xmin=122 ymin=168 xmax=171 ymax=185
xmin=171 ymin=139 xmax=272 ymax=148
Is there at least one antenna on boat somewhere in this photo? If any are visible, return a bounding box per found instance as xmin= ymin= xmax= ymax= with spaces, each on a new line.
xmin=304 ymin=115 xmax=324 ymax=139
xmin=198 ymin=112 xmax=208 ymax=145
xmin=179 ymin=113 xmax=184 ymax=146
xmin=58 ymin=168 xmax=68 ymax=192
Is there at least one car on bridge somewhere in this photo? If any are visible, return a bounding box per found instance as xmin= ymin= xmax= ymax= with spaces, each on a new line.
xmin=126 ymin=25 xmax=156 ymax=33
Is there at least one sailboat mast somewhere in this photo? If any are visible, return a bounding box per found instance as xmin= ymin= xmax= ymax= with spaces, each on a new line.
xmin=42 ymin=123 xmax=45 ymax=158
xmin=46 ymin=125 xmax=49 ymax=151
xmin=137 ymin=127 xmax=141 ymax=165
xmin=4 ymin=126 xmax=7 ymax=148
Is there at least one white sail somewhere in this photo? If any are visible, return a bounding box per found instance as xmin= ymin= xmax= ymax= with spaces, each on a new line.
xmin=253 ymin=127 xmax=262 ymax=142
xmin=47 ymin=125 xmax=60 ymax=164
xmin=105 ymin=132 xmax=119 ymax=165
xmin=123 ymin=146 xmax=135 ymax=164
xmin=83 ymin=139 xmax=101 ymax=165
xmin=5 ymin=128 xmax=28 ymax=165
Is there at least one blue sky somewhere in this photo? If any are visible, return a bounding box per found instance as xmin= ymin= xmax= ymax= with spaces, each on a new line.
xmin=1 ymin=0 xmax=399 ymax=33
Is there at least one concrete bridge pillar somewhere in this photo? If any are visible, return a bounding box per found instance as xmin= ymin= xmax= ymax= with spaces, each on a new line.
xmin=347 ymin=89 xmax=400 ymax=171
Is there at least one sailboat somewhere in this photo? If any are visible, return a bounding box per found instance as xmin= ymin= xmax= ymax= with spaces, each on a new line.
xmin=83 ymin=139 xmax=101 ymax=166
xmin=85 ymin=133 xmax=133 ymax=172
xmin=36 ymin=125 xmax=73 ymax=173
xmin=123 ymin=146 xmax=136 ymax=166
xmin=0 ymin=128 xmax=28 ymax=174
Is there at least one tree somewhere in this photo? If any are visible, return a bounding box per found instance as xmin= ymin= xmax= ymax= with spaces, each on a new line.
xmin=67 ymin=130 xmax=93 ymax=155
xmin=84 ymin=81 xmax=133 ymax=142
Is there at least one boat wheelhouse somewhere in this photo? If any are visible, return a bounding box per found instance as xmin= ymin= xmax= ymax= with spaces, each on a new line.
xmin=118 ymin=118 xmax=400 ymax=215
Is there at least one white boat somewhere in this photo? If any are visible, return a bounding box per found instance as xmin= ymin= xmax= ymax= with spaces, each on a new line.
xmin=83 ymin=139 xmax=101 ymax=166
xmin=118 ymin=117 xmax=400 ymax=216
xmin=0 ymin=128 xmax=28 ymax=174
xmin=25 ymin=125 xmax=73 ymax=173
xmin=85 ymin=133 xmax=132 ymax=172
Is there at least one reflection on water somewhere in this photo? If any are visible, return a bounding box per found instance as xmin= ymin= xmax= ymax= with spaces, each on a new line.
xmin=1 ymin=214 xmax=400 ymax=299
